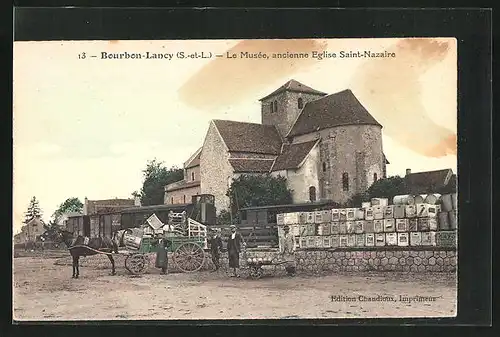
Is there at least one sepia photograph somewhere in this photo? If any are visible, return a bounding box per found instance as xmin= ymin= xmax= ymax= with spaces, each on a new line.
xmin=13 ymin=37 xmax=458 ymax=321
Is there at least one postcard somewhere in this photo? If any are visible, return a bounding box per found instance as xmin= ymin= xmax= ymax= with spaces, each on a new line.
xmin=13 ymin=38 xmax=458 ymax=321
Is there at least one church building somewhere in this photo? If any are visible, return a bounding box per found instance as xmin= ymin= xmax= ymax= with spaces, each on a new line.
xmin=165 ymin=79 xmax=389 ymax=212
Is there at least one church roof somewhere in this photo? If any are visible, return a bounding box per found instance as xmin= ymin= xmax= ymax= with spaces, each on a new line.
xmin=404 ymin=169 xmax=456 ymax=194
xmin=184 ymin=147 xmax=202 ymax=169
xmin=229 ymin=158 xmax=275 ymax=173
xmin=286 ymin=89 xmax=382 ymax=137
xmin=213 ymin=120 xmax=282 ymax=155
xmin=271 ymin=140 xmax=319 ymax=171
xmin=259 ymin=79 xmax=327 ymax=101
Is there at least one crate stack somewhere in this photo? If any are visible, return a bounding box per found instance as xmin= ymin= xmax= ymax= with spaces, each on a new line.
xmin=276 ymin=194 xmax=457 ymax=249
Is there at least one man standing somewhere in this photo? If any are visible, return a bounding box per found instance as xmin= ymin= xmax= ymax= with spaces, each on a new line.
xmin=208 ymin=228 xmax=223 ymax=272
xmin=279 ymin=225 xmax=296 ymax=276
xmin=226 ymin=224 xmax=244 ymax=277
xmin=155 ymin=237 xmax=169 ymax=275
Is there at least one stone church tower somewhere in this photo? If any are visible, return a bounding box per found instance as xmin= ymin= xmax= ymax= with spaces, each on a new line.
xmin=259 ymin=80 xmax=327 ymax=139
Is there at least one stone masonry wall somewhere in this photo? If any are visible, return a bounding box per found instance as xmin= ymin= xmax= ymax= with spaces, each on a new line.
xmin=219 ymin=248 xmax=457 ymax=274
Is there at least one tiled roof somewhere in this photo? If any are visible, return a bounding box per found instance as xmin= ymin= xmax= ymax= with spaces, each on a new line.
xmin=166 ymin=180 xmax=201 ymax=192
xmin=213 ymin=120 xmax=283 ymax=155
xmin=259 ymin=79 xmax=327 ymax=101
xmin=286 ymin=89 xmax=382 ymax=137
xmin=271 ymin=140 xmax=319 ymax=171
xmin=405 ymin=169 xmax=455 ymax=194
xmin=184 ymin=147 xmax=202 ymax=169
xmin=229 ymin=159 xmax=275 ymax=173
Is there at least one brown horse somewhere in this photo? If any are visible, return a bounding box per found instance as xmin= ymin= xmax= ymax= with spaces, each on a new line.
xmin=54 ymin=229 xmax=118 ymax=279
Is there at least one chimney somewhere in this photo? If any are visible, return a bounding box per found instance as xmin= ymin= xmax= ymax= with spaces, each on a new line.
xmin=134 ymin=196 xmax=141 ymax=207
xmin=405 ymin=169 xmax=411 ymax=176
xmin=83 ymin=197 xmax=88 ymax=215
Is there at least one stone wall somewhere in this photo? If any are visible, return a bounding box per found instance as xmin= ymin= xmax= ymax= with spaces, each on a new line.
xmin=200 ymin=121 xmax=233 ymax=212
xmin=220 ymin=247 xmax=457 ymax=274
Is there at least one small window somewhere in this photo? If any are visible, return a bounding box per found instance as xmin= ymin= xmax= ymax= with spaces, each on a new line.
xmin=183 ymin=195 xmax=186 ymax=203
xmin=322 ymin=162 xmax=327 ymax=172
xmin=309 ymin=186 xmax=317 ymax=202
xmin=342 ymin=173 xmax=349 ymax=191
xmin=298 ymin=97 xmax=304 ymax=109
xmin=373 ymin=173 xmax=378 ymax=183
xmin=273 ymin=100 xmax=278 ymax=113
xmin=171 ymin=197 xmax=174 ymax=204
xmin=191 ymin=172 xmax=195 ymax=181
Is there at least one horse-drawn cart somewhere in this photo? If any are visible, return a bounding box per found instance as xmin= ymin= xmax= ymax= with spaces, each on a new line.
xmin=118 ymin=213 xmax=208 ymax=275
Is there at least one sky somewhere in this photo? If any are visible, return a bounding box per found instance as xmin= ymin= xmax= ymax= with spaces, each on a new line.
xmin=13 ymin=38 xmax=457 ymax=234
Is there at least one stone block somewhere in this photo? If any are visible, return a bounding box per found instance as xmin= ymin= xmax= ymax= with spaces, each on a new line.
xmin=399 ymin=257 xmax=406 ymax=265
xmin=447 ymin=251 xmax=455 ymax=257
xmin=418 ymin=251 xmax=426 ymax=258
xmin=327 ymin=252 xmax=332 ymax=258
xmin=414 ymin=257 xmax=422 ymax=265
xmin=429 ymin=257 xmax=436 ymax=265
xmin=395 ymin=264 xmax=404 ymax=272
xmin=346 ymin=252 xmax=351 ymax=258
xmin=410 ymin=251 xmax=418 ymax=257
xmin=425 ymin=251 xmax=434 ymax=258
xmin=387 ymin=251 xmax=394 ymax=258
xmin=389 ymin=257 xmax=398 ymax=265
xmin=402 ymin=251 xmax=410 ymax=257
xmin=422 ymin=258 xmax=428 ymax=266
xmin=436 ymin=257 xmax=444 ymax=266
xmin=451 ymin=257 xmax=457 ymax=266
xmin=410 ymin=265 xmax=418 ymax=272
xmin=353 ymin=265 xmax=359 ymax=271
xmin=418 ymin=265 xmax=425 ymax=272
xmin=368 ymin=258 xmax=374 ymax=265
xmin=342 ymin=259 xmax=348 ymax=266
xmin=377 ymin=251 xmax=385 ymax=257
xmin=395 ymin=251 xmax=403 ymax=258
xmin=403 ymin=265 xmax=410 ymax=272
xmin=371 ymin=251 xmax=377 ymax=259
xmin=406 ymin=257 xmax=414 ymax=265
xmin=348 ymin=259 xmax=355 ymax=266
xmin=381 ymin=257 xmax=389 ymax=266
xmin=374 ymin=258 xmax=381 ymax=266
xmin=363 ymin=252 xmax=371 ymax=259
xmin=439 ymin=251 xmax=447 ymax=258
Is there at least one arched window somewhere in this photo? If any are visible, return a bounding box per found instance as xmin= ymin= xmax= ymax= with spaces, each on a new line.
xmin=191 ymin=172 xmax=195 ymax=181
xmin=273 ymin=100 xmax=278 ymax=113
xmin=298 ymin=97 xmax=304 ymax=109
xmin=309 ymin=186 xmax=317 ymax=202
xmin=373 ymin=173 xmax=378 ymax=183
xmin=342 ymin=173 xmax=349 ymax=191
xmin=322 ymin=162 xmax=327 ymax=172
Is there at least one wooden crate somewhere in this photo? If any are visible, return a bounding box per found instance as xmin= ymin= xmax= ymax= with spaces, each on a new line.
xmin=355 ymin=208 xmax=365 ymax=220
xmin=386 ymin=233 xmax=398 ymax=246
xmin=421 ymin=231 xmax=437 ymax=246
xmin=346 ymin=208 xmax=356 ymax=221
xmin=331 ymin=209 xmax=340 ymax=222
xmin=409 ymin=218 xmax=418 ymax=232
xmin=395 ymin=218 xmax=408 ymax=232
xmin=276 ymin=214 xmax=285 ymax=225
xmin=365 ymin=233 xmax=375 ymax=246
xmin=305 ymin=212 xmax=315 ymax=224
xmin=384 ymin=205 xmax=394 ymax=218
xmin=384 ymin=219 xmax=396 ymax=232
xmin=346 ymin=221 xmax=356 ymax=234
xmin=347 ymin=234 xmax=356 ymax=247
xmin=321 ymin=223 xmax=331 ymax=236
xmin=405 ymin=205 xmax=417 ymax=218
xmin=331 ymin=222 xmax=340 ymax=235
xmin=331 ymin=235 xmax=340 ymax=248
xmin=339 ymin=209 xmax=347 ymax=221
xmin=322 ymin=210 xmax=331 ymax=223
xmin=314 ymin=211 xmax=324 ymax=224
xmin=418 ymin=217 xmax=438 ymax=231
xmin=397 ymin=233 xmax=409 ymax=247
xmin=448 ymin=211 xmax=458 ymax=229
xmin=393 ymin=205 xmax=405 ymax=219
xmin=299 ymin=225 xmax=308 ymax=236
xmin=355 ymin=220 xmax=364 ymax=234
xmin=364 ymin=220 xmax=374 ymax=233
xmin=339 ymin=235 xmax=348 ymax=247
xmin=416 ymin=204 xmax=437 ymax=218
xmin=339 ymin=221 xmax=347 ymax=234
xmin=374 ymin=219 xmax=384 ymax=233
xmin=356 ymin=234 xmax=365 ymax=247
xmin=375 ymin=233 xmax=385 ymax=246
xmin=306 ymin=223 xmax=316 ymax=236
xmin=364 ymin=207 xmax=374 ymax=220
xmin=299 ymin=237 xmax=308 ymax=248
xmin=436 ymin=231 xmax=457 ymax=247
xmin=373 ymin=206 xmax=384 ymax=220
xmin=410 ymin=232 xmax=422 ymax=246
xmin=322 ymin=236 xmax=332 ymax=248
xmin=306 ymin=236 xmax=316 ymax=248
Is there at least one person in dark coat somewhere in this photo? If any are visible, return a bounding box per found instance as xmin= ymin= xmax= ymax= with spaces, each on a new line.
xmin=208 ymin=228 xmax=223 ymax=272
xmin=226 ymin=224 xmax=244 ymax=277
xmin=155 ymin=237 xmax=168 ymax=275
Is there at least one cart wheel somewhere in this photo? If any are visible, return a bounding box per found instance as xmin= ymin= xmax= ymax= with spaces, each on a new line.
xmin=172 ymin=242 xmax=205 ymax=273
xmin=250 ymin=266 xmax=263 ymax=279
xmin=125 ymin=253 xmax=149 ymax=275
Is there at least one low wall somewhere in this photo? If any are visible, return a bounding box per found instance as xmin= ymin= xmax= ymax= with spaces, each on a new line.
xmin=224 ymin=247 xmax=457 ymax=273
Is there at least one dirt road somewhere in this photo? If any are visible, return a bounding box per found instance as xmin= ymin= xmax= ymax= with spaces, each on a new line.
xmin=13 ymin=252 xmax=457 ymax=321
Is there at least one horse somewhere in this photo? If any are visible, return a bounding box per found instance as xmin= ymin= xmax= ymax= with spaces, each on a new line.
xmin=53 ymin=229 xmax=118 ymax=279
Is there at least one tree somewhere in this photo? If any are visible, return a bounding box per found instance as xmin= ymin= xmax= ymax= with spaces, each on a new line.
xmin=24 ymin=196 xmax=42 ymax=223
xmin=345 ymin=175 xmax=409 ymax=207
xmin=226 ymin=174 xmax=293 ymax=216
xmin=52 ymin=197 xmax=83 ymax=224
xmin=139 ymin=159 xmax=184 ymax=206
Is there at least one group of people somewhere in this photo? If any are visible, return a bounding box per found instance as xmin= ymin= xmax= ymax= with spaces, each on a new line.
xmin=154 ymin=224 xmax=297 ymax=277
